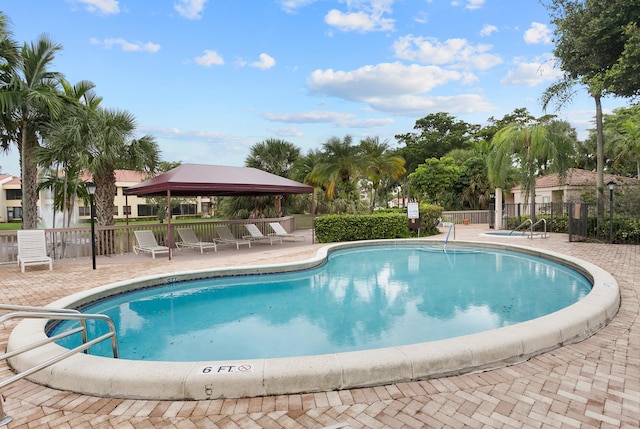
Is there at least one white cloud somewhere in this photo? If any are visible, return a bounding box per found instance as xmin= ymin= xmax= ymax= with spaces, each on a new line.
xmin=465 ymin=0 xmax=485 ymax=10
xmin=280 ymin=0 xmax=319 ymax=14
xmin=194 ymin=50 xmax=224 ymax=66
xmin=501 ymin=55 xmax=563 ymax=87
xmin=325 ymin=9 xmax=394 ymax=32
xmin=414 ymin=11 xmax=428 ymax=24
xmin=74 ymin=0 xmax=119 ymax=15
xmin=524 ymin=22 xmax=552 ymax=44
xmin=92 ymin=38 xmax=160 ymax=52
xmin=262 ymin=111 xmax=355 ymax=124
xmin=268 ymin=127 xmax=304 ymax=137
xmin=174 ymin=0 xmax=208 ymax=20
xmin=324 ymin=0 xmax=395 ymax=32
xmin=263 ymin=111 xmax=394 ymax=128
xmin=250 ymin=53 xmax=276 ymax=70
xmin=307 ymin=62 xmax=464 ymax=102
xmin=480 ymin=24 xmax=498 ymax=37
xmin=393 ymin=35 xmax=502 ymax=70
xmin=452 ymin=0 xmax=485 ymax=10
xmin=367 ymin=94 xmax=495 ymax=115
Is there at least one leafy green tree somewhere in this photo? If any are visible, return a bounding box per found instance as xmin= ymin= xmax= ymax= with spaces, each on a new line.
xmin=245 ymin=138 xmax=300 ymax=178
xmin=488 ymin=120 xmax=573 ymax=223
xmin=242 ymin=138 xmax=302 ymax=217
xmin=613 ymin=120 xmax=640 ymax=178
xmin=309 ymin=135 xmax=369 ymax=214
xmin=408 ymin=157 xmax=461 ymax=206
xmin=395 ymin=113 xmax=479 ymax=173
xmin=0 ymin=33 xmax=65 ymax=229
xmin=599 ymin=105 xmax=640 ymax=177
xmin=83 ymin=108 xmax=160 ymax=227
xmin=358 ymin=136 xmax=406 ymax=211
xmin=456 ymin=157 xmax=492 ymax=210
xmin=37 ymin=79 xmax=103 ymax=228
xmin=543 ymin=0 xmax=640 ymax=225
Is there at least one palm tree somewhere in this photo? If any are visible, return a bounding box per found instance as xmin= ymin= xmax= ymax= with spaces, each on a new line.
xmin=84 ymin=108 xmax=160 ymax=227
xmin=243 ymin=138 xmax=301 ymax=217
xmin=245 ymin=138 xmax=300 ymax=177
xmin=310 ymin=135 xmax=369 ymax=214
xmin=488 ymin=119 xmax=573 ymax=223
xmin=614 ymin=120 xmax=640 ymax=178
xmin=0 ymin=33 xmax=65 ymax=229
xmin=358 ymin=137 xmax=406 ymax=211
xmin=38 ymin=79 xmax=103 ymax=228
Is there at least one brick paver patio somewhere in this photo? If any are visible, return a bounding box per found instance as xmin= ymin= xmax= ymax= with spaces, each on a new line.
xmin=0 ymin=225 xmax=638 ymax=428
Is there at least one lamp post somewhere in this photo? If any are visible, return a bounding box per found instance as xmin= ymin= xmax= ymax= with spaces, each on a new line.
xmin=86 ymin=182 xmax=97 ymax=270
xmin=607 ymin=181 xmax=615 ymax=244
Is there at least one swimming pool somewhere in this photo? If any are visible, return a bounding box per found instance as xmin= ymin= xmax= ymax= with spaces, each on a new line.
xmin=50 ymin=245 xmax=592 ymax=361
xmin=8 ymin=240 xmax=620 ymax=400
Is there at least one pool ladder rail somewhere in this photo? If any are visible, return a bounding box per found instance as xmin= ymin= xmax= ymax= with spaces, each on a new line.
xmin=0 ymin=304 xmax=119 ymax=426
xmin=509 ymin=218 xmax=548 ymax=239
xmin=443 ymin=222 xmax=455 ymax=251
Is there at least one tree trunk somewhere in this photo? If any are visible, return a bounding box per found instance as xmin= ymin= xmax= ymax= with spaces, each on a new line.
xmin=94 ymin=171 xmax=117 ymax=255
xmin=19 ymin=123 xmax=39 ymax=230
xmin=594 ymin=94 xmax=605 ymax=235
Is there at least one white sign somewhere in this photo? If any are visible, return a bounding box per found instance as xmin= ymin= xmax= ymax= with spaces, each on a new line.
xmin=407 ymin=202 xmax=419 ymax=219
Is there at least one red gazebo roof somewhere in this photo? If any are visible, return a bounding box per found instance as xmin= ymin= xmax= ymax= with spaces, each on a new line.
xmin=125 ymin=164 xmax=313 ymax=197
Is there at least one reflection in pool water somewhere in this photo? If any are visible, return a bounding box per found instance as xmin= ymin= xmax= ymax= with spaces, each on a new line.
xmin=52 ymin=245 xmax=592 ymax=361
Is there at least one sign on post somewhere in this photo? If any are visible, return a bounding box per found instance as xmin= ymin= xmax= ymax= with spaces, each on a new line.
xmin=407 ymin=202 xmax=419 ymax=219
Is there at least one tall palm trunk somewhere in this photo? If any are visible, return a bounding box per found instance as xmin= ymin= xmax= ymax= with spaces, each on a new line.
xmin=94 ymin=172 xmax=117 ymax=255
xmin=19 ymin=123 xmax=39 ymax=230
xmin=594 ymin=93 xmax=605 ymax=233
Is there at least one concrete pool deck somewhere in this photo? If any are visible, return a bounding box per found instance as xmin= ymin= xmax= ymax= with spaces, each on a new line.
xmin=0 ymin=225 xmax=638 ymax=428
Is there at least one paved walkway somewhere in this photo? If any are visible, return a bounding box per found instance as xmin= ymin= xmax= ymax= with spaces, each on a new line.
xmin=0 ymin=225 xmax=638 ymax=428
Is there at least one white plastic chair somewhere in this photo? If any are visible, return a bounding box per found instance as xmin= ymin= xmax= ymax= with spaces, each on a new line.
xmin=17 ymin=230 xmax=53 ymax=273
xmin=133 ymin=230 xmax=170 ymax=259
xmin=243 ymin=223 xmax=283 ymax=245
xmin=268 ymin=222 xmax=305 ymax=242
xmin=215 ymin=225 xmax=252 ymax=249
xmin=175 ymin=228 xmax=218 ymax=253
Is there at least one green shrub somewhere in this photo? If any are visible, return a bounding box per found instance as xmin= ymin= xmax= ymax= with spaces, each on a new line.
xmin=315 ymin=213 xmax=411 ymax=243
xmin=418 ymin=203 xmax=443 ymax=235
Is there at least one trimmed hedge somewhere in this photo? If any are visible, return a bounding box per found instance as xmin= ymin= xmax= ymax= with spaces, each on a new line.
xmin=314 ymin=204 xmax=444 ymax=243
xmin=315 ymin=213 xmax=410 ymax=243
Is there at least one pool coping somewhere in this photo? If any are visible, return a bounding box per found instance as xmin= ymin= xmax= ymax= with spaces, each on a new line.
xmin=7 ymin=239 xmax=620 ymax=400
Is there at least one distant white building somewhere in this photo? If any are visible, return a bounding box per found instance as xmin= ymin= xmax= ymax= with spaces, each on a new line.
xmin=0 ymin=170 xmax=211 ymax=224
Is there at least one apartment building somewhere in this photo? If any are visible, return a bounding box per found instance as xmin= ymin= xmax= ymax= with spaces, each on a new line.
xmin=0 ymin=170 xmax=210 ymax=224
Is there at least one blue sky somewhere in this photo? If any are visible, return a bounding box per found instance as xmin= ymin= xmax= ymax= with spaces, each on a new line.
xmin=0 ymin=0 xmax=631 ymax=177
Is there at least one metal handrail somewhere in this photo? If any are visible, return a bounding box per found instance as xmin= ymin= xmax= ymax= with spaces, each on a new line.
xmin=443 ymin=222 xmax=455 ymax=251
xmin=509 ymin=218 xmax=532 ymax=235
xmin=0 ymin=305 xmax=119 ymax=425
xmin=509 ymin=218 xmax=548 ymax=238
xmin=530 ymin=218 xmax=547 ymax=238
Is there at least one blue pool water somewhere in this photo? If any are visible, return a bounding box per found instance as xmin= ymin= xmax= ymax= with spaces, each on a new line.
xmin=51 ymin=245 xmax=592 ymax=361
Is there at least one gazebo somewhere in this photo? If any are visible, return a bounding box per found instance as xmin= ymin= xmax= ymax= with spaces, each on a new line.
xmin=125 ymin=164 xmax=315 ymax=259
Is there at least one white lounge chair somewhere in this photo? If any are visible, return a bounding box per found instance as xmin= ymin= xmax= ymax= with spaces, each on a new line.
xmin=175 ymin=228 xmax=218 ymax=253
xmin=17 ymin=230 xmax=53 ymax=273
xmin=215 ymin=225 xmax=252 ymax=249
xmin=243 ymin=223 xmax=283 ymax=245
xmin=268 ymin=222 xmax=305 ymax=242
xmin=133 ymin=230 xmax=170 ymax=259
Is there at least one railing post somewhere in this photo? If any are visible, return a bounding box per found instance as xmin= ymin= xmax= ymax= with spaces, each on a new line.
xmin=0 ymin=398 xmax=12 ymax=426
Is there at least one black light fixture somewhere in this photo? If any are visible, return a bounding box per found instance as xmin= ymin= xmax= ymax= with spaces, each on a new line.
xmin=86 ymin=182 xmax=97 ymax=270
xmin=607 ymin=181 xmax=615 ymax=244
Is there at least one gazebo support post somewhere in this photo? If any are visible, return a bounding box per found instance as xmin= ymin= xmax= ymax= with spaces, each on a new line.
xmin=167 ymin=190 xmax=172 ymax=261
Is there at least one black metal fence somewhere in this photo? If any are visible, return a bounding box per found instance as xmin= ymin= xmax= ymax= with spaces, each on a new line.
xmin=502 ymin=199 xmax=640 ymax=244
